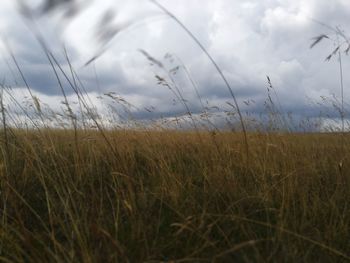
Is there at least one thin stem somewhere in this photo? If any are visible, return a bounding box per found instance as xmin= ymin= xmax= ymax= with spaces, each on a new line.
xmin=149 ymin=0 xmax=249 ymax=163
xmin=337 ymin=35 xmax=345 ymax=134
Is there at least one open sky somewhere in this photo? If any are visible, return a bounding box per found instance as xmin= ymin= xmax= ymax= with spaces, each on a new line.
xmin=0 ymin=0 xmax=350 ymax=129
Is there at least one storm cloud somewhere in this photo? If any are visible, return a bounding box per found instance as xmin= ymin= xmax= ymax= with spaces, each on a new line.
xmin=0 ymin=0 xmax=350 ymax=127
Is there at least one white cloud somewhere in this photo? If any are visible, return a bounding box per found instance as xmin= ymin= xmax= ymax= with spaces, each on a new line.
xmin=0 ymin=0 xmax=349 ymax=129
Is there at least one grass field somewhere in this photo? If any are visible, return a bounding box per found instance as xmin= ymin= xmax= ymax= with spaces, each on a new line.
xmin=0 ymin=129 xmax=349 ymax=262
xmin=0 ymin=1 xmax=349 ymax=262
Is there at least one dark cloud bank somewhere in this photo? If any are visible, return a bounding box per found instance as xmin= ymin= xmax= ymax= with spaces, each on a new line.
xmin=0 ymin=0 xmax=350 ymax=130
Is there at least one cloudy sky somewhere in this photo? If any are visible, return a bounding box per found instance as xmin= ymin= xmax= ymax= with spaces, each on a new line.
xmin=0 ymin=0 xmax=350 ymax=129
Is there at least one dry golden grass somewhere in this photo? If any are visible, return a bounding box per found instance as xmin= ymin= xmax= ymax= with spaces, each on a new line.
xmin=0 ymin=129 xmax=349 ymax=262
xmin=0 ymin=3 xmax=348 ymax=261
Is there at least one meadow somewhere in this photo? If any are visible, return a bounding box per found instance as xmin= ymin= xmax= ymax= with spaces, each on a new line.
xmin=0 ymin=1 xmax=350 ymax=262
xmin=0 ymin=128 xmax=349 ymax=262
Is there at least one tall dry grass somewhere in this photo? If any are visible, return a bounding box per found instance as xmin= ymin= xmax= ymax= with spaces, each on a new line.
xmin=0 ymin=129 xmax=349 ymax=262
xmin=0 ymin=1 xmax=349 ymax=262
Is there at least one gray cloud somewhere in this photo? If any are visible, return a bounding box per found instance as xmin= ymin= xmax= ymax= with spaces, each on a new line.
xmin=0 ymin=0 xmax=349 ymax=127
